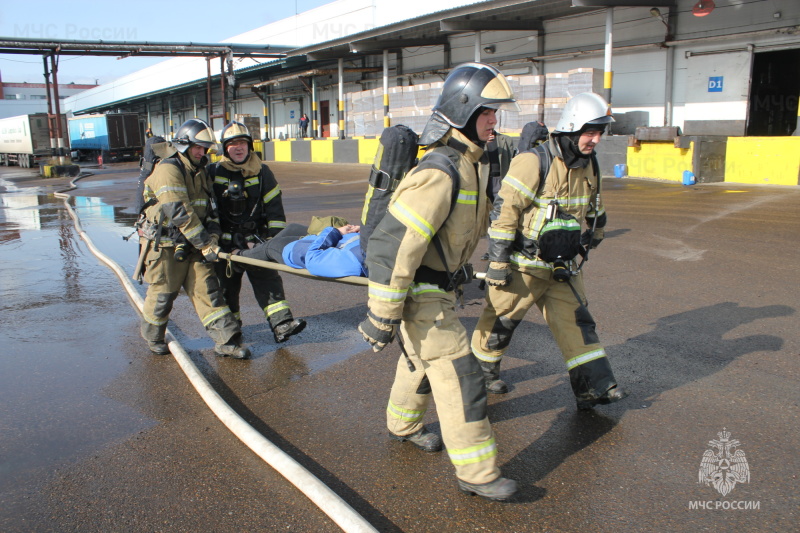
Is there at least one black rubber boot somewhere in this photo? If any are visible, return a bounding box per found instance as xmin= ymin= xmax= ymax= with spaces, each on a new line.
xmin=480 ymin=361 xmax=509 ymax=394
xmin=273 ymin=318 xmax=307 ymax=343
xmin=458 ymin=477 xmax=518 ymax=501
xmin=214 ymin=343 xmax=251 ymax=359
xmin=390 ymin=426 xmax=443 ymax=452
xmin=569 ymin=357 xmax=628 ymax=410
xmin=141 ymin=321 xmax=169 ymax=355
xmin=146 ymin=340 xmax=170 ymax=355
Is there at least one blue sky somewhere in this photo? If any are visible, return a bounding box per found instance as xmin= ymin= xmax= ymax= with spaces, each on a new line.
xmin=0 ymin=0 xmax=334 ymax=84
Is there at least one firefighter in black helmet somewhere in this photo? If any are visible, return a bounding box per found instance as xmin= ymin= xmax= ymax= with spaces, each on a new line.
xmin=208 ymin=121 xmax=306 ymax=343
xmin=139 ymin=118 xmax=250 ymax=359
xmin=358 ymin=62 xmax=519 ymax=501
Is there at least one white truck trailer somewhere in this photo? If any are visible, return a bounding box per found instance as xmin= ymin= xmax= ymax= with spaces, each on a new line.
xmin=0 ymin=113 xmax=63 ymax=168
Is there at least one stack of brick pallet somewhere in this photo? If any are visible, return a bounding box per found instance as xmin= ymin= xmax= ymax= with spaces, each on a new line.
xmin=542 ymin=68 xmax=604 ymax=131
xmin=344 ymin=68 xmax=603 ymax=136
xmin=500 ymin=75 xmax=545 ymax=132
xmin=543 ymin=72 xmax=569 ymax=130
xmin=388 ymin=82 xmax=441 ymax=135
xmin=346 ymin=88 xmax=382 ymax=137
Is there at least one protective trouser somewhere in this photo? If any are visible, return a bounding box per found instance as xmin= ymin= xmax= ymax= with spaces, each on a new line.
xmin=471 ymin=269 xmax=618 ymax=400
xmin=214 ymin=259 xmax=293 ymax=329
xmin=387 ymin=286 xmax=500 ymax=485
xmin=264 ymin=223 xmax=309 ymax=263
xmin=141 ymin=247 xmax=239 ymax=345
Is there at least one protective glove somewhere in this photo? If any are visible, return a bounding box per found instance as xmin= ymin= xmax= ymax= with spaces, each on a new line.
xmin=580 ymin=229 xmax=604 ymax=249
xmin=201 ymin=234 xmax=221 ymax=262
xmin=485 ymin=262 xmax=511 ymax=287
xmin=358 ymin=313 xmax=398 ymax=352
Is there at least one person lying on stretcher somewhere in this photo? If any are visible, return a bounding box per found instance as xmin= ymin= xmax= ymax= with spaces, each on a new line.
xmin=232 ymin=221 xmax=367 ymax=278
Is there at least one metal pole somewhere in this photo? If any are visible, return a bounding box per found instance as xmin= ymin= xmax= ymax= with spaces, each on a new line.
xmin=474 ymin=31 xmax=481 ymax=63
xmin=42 ymin=55 xmax=57 ymax=158
xmin=169 ymin=99 xmax=173 ymax=139
xmin=338 ymin=58 xmax=345 ymax=139
xmin=206 ymin=57 xmax=213 ymax=127
xmin=50 ymin=54 xmax=65 ymax=162
xmin=664 ymin=45 xmax=674 ymax=126
xmin=383 ymin=49 xmax=390 ymax=129
xmin=604 ymin=8 xmax=614 ymax=108
xmin=312 ymin=77 xmax=318 ymax=138
xmin=220 ymin=55 xmax=227 ymax=124
xmin=226 ymin=51 xmax=234 ymax=124
xmin=263 ymin=90 xmax=270 ymax=142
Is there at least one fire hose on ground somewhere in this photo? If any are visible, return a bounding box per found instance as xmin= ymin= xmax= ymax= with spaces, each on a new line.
xmin=55 ymin=175 xmax=378 ymax=533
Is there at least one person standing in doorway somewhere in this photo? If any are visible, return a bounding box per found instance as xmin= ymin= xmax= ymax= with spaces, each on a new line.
xmin=299 ymin=113 xmax=310 ymax=138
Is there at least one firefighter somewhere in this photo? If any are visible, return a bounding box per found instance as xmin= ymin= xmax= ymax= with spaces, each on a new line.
xmin=358 ymin=63 xmax=519 ymax=501
xmin=139 ymin=118 xmax=249 ymax=359
xmin=471 ymin=92 xmax=629 ymax=409
xmin=208 ymin=122 xmax=305 ymax=343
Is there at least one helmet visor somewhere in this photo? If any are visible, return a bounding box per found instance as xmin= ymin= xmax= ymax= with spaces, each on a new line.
xmin=480 ymin=75 xmax=519 ymax=112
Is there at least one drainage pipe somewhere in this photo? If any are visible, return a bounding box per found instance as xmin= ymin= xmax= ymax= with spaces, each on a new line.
xmin=54 ymin=176 xmax=378 ymax=533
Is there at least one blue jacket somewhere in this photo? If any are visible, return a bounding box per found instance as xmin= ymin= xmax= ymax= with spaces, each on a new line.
xmin=283 ymin=226 xmax=366 ymax=277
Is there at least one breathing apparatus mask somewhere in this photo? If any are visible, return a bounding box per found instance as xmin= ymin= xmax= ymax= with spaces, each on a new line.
xmin=537 ymin=200 xmax=583 ymax=282
xmin=222 ymin=180 xmax=247 ymax=217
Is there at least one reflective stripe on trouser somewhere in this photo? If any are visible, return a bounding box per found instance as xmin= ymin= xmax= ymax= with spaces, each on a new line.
xmin=214 ymin=261 xmax=291 ymax=328
xmin=387 ymin=288 xmax=500 ymax=485
xmin=471 ymin=268 xmax=609 ymax=373
xmin=142 ymin=247 xmax=240 ymax=345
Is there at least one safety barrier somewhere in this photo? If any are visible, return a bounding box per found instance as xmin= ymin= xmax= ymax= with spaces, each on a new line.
xmin=257 ymin=136 xmax=799 ymax=186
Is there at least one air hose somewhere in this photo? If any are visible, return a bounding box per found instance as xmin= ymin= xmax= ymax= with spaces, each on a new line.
xmin=55 ymin=175 xmax=378 ymax=533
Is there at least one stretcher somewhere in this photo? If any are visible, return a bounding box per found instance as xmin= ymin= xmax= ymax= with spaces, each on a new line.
xmin=218 ymin=252 xmax=486 ymax=287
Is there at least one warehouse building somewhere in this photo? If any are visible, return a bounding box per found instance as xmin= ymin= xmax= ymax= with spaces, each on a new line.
xmin=61 ymin=0 xmax=800 ymax=185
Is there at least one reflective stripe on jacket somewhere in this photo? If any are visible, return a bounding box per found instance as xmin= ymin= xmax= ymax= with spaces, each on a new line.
xmin=489 ymin=138 xmax=604 ymax=279
xmin=143 ymin=150 xmax=216 ymax=249
xmin=210 ymin=152 xmax=287 ymax=250
xmin=366 ymin=129 xmax=490 ymax=320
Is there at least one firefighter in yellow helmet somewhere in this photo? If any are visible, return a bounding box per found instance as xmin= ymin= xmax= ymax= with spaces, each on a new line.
xmin=358 ymin=62 xmax=519 ymax=501
xmin=471 ymin=92 xmax=628 ymax=409
xmin=139 ymin=118 xmax=249 ymax=359
xmin=208 ymin=122 xmax=305 ymax=343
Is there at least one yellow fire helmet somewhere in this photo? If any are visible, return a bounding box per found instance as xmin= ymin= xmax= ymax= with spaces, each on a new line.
xmin=220 ymin=121 xmax=253 ymax=151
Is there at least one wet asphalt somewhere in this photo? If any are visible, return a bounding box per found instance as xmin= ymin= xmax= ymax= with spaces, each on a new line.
xmin=0 ymin=161 xmax=797 ymax=532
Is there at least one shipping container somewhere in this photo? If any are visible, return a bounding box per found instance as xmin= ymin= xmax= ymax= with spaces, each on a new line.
xmin=68 ymin=113 xmax=144 ymax=162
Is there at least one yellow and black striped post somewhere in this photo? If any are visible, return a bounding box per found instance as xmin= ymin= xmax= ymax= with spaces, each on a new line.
xmin=338 ymin=99 xmax=345 ymax=140
xmin=312 ymin=99 xmax=318 ymax=138
xmin=383 ymin=49 xmax=391 ymax=129
xmin=604 ymin=8 xmax=614 ymax=110
xmin=263 ymin=103 xmax=270 ymax=142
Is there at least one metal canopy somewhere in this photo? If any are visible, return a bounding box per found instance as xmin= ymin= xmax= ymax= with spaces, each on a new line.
xmin=289 ymin=0 xmax=675 ymax=61
xmin=289 ymin=0 xmax=595 ymax=60
xmin=250 ymin=67 xmax=382 ymax=88
xmin=0 ymin=37 xmax=292 ymax=58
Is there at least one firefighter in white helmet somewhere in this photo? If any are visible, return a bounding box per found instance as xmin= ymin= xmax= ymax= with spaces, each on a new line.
xmin=359 ymin=62 xmax=519 ymax=501
xmin=471 ymin=92 xmax=628 ymax=409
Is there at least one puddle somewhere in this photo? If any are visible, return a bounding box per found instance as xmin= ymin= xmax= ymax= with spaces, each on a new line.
xmin=0 ymin=182 xmax=152 ymax=488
